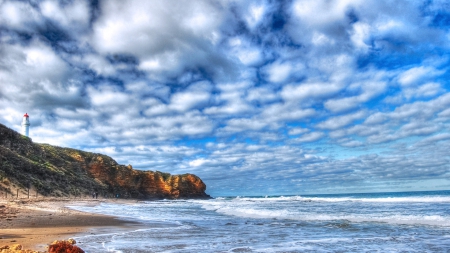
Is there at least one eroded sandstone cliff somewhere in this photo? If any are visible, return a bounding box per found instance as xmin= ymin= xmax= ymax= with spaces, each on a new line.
xmin=0 ymin=123 xmax=210 ymax=199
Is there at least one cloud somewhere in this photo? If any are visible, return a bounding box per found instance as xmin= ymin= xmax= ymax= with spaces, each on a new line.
xmin=40 ymin=0 xmax=90 ymax=31
xmin=228 ymin=37 xmax=265 ymax=66
xmin=82 ymin=54 xmax=116 ymax=76
xmin=350 ymin=22 xmax=371 ymax=52
xmin=221 ymin=118 xmax=267 ymax=134
xmin=295 ymin=132 xmax=325 ymax=142
xmin=262 ymin=60 xmax=305 ymax=83
xmin=91 ymin=0 xmax=236 ymax=81
xmin=88 ymin=85 xmax=129 ymax=108
xmin=246 ymin=86 xmax=279 ymax=103
xmin=281 ymin=81 xmax=344 ymax=102
xmin=0 ymin=1 xmax=43 ymax=31
xmin=0 ymin=39 xmax=69 ymax=84
xmin=204 ymin=82 xmax=255 ymax=116
xmin=398 ymin=66 xmax=441 ymax=87
xmin=288 ymin=127 xmax=310 ymax=136
xmin=169 ymin=81 xmax=212 ymax=112
xmin=317 ymin=110 xmax=366 ymax=130
xmin=324 ymin=80 xmax=387 ymax=112
xmin=403 ymin=82 xmax=443 ymax=99
xmin=261 ymin=103 xmax=316 ymax=122
xmin=243 ymin=2 xmax=267 ymax=30
xmin=1 ymin=0 xmax=450 ymax=196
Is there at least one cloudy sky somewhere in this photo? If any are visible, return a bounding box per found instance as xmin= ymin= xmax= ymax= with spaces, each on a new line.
xmin=1 ymin=0 xmax=450 ymax=196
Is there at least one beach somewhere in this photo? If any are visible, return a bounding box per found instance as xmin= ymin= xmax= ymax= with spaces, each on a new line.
xmin=0 ymin=198 xmax=141 ymax=252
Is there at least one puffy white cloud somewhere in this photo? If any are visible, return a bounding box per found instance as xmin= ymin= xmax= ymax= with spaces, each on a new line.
xmin=244 ymin=3 xmax=267 ymax=30
xmin=204 ymin=82 xmax=255 ymax=116
xmin=364 ymin=112 xmax=388 ymax=125
xmin=92 ymin=1 xmax=219 ymax=54
xmin=0 ymin=39 xmax=69 ymax=85
xmin=169 ymin=82 xmax=212 ymax=112
xmin=340 ymin=139 xmax=363 ymax=147
xmin=290 ymin=0 xmax=361 ymax=31
xmin=288 ymin=127 xmax=310 ymax=135
xmin=262 ymin=61 xmax=305 ymax=83
xmin=82 ymin=54 xmax=116 ymax=76
xmin=228 ymin=36 xmax=265 ymax=66
xmin=261 ymin=103 xmax=316 ymax=122
xmin=295 ymin=132 xmax=325 ymax=142
xmin=1 ymin=0 xmax=450 ymax=195
xmin=204 ymin=101 xmax=254 ymax=116
xmin=325 ymin=80 xmax=387 ymax=112
xmin=281 ymin=81 xmax=344 ymax=102
xmin=398 ymin=66 xmax=443 ymax=87
xmin=223 ymin=118 xmax=267 ymax=133
xmin=88 ymin=86 xmax=129 ymax=107
xmin=40 ymin=0 xmax=90 ymax=30
xmin=417 ymin=133 xmax=450 ymax=145
xmin=246 ymin=86 xmax=279 ymax=103
xmin=317 ymin=110 xmax=366 ymax=130
xmin=403 ymin=82 xmax=443 ymax=99
xmin=0 ymin=1 xmax=43 ymax=31
xmin=170 ymin=91 xmax=210 ymax=112
xmin=351 ymin=22 xmax=371 ymax=52
xmin=91 ymin=0 xmax=234 ymax=81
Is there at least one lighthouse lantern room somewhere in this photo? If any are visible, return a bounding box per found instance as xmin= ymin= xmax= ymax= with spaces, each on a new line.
xmin=21 ymin=113 xmax=30 ymax=136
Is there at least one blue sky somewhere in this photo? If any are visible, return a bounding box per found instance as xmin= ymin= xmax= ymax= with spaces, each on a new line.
xmin=1 ymin=0 xmax=450 ymax=196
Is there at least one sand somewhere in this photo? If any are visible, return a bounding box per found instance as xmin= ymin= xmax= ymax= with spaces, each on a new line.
xmin=0 ymin=198 xmax=143 ymax=252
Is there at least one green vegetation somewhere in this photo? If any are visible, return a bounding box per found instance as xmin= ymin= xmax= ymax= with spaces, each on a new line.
xmin=157 ymin=171 xmax=172 ymax=181
xmin=0 ymin=124 xmax=103 ymax=197
xmin=20 ymin=135 xmax=31 ymax=141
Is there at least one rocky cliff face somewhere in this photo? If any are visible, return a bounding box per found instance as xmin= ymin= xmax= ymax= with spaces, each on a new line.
xmin=0 ymin=123 xmax=210 ymax=199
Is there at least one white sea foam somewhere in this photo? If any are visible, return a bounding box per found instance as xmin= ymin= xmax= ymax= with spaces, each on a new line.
xmin=294 ymin=196 xmax=450 ymax=203
xmin=213 ymin=206 xmax=450 ymax=226
xmin=203 ymin=195 xmax=450 ymax=203
xmin=189 ymin=194 xmax=450 ymax=227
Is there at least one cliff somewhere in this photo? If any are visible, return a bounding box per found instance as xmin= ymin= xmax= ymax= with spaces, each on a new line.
xmin=0 ymin=123 xmax=210 ymax=199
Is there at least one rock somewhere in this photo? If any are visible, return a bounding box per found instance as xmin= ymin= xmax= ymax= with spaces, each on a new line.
xmin=0 ymin=244 xmax=42 ymax=253
xmin=48 ymin=240 xmax=84 ymax=253
xmin=67 ymin=238 xmax=76 ymax=245
xmin=8 ymin=245 xmax=21 ymax=250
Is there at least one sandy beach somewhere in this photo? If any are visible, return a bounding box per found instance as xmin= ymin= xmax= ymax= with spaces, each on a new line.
xmin=0 ymin=198 xmax=142 ymax=252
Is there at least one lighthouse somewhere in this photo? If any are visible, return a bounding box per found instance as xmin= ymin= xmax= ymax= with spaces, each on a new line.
xmin=21 ymin=113 xmax=30 ymax=136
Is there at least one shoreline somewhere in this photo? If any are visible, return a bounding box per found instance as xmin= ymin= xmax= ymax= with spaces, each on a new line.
xmin=0 ymin=198 xmax=144 ymax=252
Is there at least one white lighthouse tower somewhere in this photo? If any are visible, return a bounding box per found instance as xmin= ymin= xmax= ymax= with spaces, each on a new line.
xmin=21 ymin=113 xmax=30 ymax=136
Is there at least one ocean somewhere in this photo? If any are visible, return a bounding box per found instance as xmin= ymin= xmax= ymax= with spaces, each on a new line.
xmin=69 ymin=190 xmax=450 ymax=252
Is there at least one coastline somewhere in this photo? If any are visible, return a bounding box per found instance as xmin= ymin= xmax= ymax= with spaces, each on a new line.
xmin=0 ymin=198 xmax=143 ymax=252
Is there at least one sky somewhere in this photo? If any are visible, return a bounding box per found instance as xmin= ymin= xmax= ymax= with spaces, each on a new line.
xmin=1 ymin=0 xmax=450 ymax=197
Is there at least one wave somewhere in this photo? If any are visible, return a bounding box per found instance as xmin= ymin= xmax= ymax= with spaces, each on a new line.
xmin=201 ymin=195 xmax=450 ymax=203
xmin=295 ymin=196 xmax=450 ymax=203
xmin=213 ymin=206 xmax=450 ymax=226
xmin=193 ymin=194 xmax=450 ymax=227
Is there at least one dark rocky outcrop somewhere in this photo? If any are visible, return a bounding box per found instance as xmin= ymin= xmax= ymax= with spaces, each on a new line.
xmin=0 ymin=123 xmax=210 ymax=199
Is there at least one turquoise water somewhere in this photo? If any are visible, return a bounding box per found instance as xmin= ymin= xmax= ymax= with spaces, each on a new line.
xmin=70 ymin=190 xmax=450 ymax=252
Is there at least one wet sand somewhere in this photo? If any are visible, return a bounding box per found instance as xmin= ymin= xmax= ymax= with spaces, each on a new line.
xmin=0 ymin=198 xmax=143 ymax=252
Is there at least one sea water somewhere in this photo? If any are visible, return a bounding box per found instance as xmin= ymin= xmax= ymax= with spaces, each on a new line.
xmin=69 ymin=190 xmax=450 ymax=252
